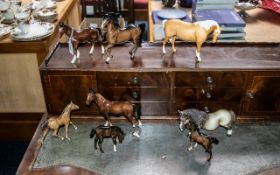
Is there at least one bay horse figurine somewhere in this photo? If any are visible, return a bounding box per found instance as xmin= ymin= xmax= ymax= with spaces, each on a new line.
xmin=41 ymin=101 xmax=79 ymax=140
xmin=59 ymin=22 xmax=105 ymax=64
xmin=186 ymin=120 xmax=219 ymax=162
xmin=101 ymin=13 xmax=145 ymax=64
xmin=86 ymin=88 xmax=141 ymax=128
xmin=179 ymin=108 xmax=235 ymax=136
xmin=90 ymin=125 xmax=125 ymax=153
xmin=163 ymin=19 xmax=221 ymax=62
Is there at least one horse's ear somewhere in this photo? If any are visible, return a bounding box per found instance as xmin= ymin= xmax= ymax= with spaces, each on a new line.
xmin=89 ymin=88 xmax=96 ymax=93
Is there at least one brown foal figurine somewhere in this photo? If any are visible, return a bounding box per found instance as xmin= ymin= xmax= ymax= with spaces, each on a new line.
xmin=86 ymin=88 xmax=141 ymax=128
xmin=186 ymin=120 xmax=219 ymax=162
xmin=41 ymin=101 xmax=79 ymax=140
xmin=101 ymin=13 xmax=145 ymax=64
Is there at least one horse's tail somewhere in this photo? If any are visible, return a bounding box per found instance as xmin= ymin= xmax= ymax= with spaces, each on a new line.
xmin=137 ymin=23 xmax=146 ymax=47
xmin=89 ymin=128 xmax=96 ymax=138
xmin=208 ymin=137 xmax=219 ymax=145
xmin=132 ymin=103 xmax=141 ymax=120
xmin=229 ymin=110 xmax=236 ymax=124
xmin=40 ymin=119 xmax=49 ymax=130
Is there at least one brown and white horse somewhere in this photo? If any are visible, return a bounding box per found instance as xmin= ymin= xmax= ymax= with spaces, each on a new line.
xmin=163 ymin=19 xmax=221 ymax=62
xmin=86 ymin=88 xmax=141 ymax=128
xmin=59 ymin=22 xmax=104 ymax=64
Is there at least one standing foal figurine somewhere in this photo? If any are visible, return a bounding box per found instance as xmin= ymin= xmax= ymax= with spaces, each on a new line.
xmin=59 ymin=22 xmax=104 ymax=64
xmin=90 ymin=125 xmax=125 ymax=153
xmin=186 ymin=120 xmax=219 ymax=162
xmin=163 ymin=19 xmax=221 ymax=62
xmin=101 ymin=13 xmax=145 ymax=64
xmin=41 ymin=101 xmax=79 ymax=140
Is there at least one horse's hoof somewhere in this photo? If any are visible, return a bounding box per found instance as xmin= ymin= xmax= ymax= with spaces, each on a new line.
xmin=133 ymin=132 xmax=140 ymax=138
xmin=105 ymin=61 xmax=109 ymax=64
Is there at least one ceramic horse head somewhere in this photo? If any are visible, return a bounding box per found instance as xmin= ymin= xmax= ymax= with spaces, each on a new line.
xmin=163 ymin=19 xmax=221 ymax=62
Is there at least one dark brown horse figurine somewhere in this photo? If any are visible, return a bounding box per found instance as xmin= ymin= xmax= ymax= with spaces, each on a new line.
xmin=101 ymin=13 xmax=145 ymax=64
xmin=186 ymin=120 xmax=219 ymax=162
xmin=59 ymin=22 xmax=104 ymax=64
xmin=90 ymin=125 xmax=125 ymax=153
xmin=86 ymin=88 xmax=141 ymax=128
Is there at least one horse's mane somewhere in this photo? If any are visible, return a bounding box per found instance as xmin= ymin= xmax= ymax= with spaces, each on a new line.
xmin=61 ymin=102 xmax=71 ymax=115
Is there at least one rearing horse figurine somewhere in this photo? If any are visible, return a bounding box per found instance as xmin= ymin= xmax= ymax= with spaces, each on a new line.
xmin=101 ymin=13 xmax=145 ymax=64
xmin=163 ymin=19 xmax=221 ymax=62
xmin=59 ymin=22 xmax=105 ymax=64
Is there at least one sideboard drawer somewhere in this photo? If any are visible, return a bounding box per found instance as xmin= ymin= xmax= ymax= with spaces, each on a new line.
xmin=175 ymin=72 xmax=246 ymax=88
xmin=99 ymin=87 xmax=170 ymax=101
xmin=97 ymin=72 xmax=171 ymax=87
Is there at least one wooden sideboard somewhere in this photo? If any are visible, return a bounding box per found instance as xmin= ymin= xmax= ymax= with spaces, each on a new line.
xmin=40 ymin=43 xmax=280 ymax=122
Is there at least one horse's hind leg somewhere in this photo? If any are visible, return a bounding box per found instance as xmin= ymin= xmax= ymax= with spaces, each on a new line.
xmin=105 ymin=44 xmax=114 ymax=64
xmin=94 ymin=138 xmax=98 ymax=150
xmin=98 ymin=138 xmax=105 ymax=153
xmin=171 ymin=36 xmax=176 ymax=53
xmin=196 ymin=42 xmax=203 ymax=62
xmin=207 ymin=148 xmax=212 ymax=162
xmin=53 ymin=129 xmax=64 ymax=140
xmin=65 ymin=123 xmax=70 ymax=140
xmin=162 ymin=37 xmax=169 ymax=54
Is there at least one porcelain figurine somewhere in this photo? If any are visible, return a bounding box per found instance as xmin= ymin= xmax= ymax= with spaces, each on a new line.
xmin=162 ymin=19 xmax=221 ymax=62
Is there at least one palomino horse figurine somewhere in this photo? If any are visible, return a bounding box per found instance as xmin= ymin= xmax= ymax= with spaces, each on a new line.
xmin=186 ymin=120 xmax=219 ymax=162
xmin=41 ymin=101 xmax=79 ymax=140
xmin=59 ymin=22 xmax=104 ymax=64
xmin=179 ymin=108 xmax=236 ymax=136
xmin=101 ymin=13 xmax=145 ymax=64
xmin=86 ymin=88 xmax=142 ymax=128
xmin=90 ymin=125 xmax=125 ymax=153
xmin=163 ymin=19 xmax=221 ymax=62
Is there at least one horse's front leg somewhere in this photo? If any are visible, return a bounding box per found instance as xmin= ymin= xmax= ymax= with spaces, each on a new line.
xmin=188 ymin=137 xmax=194 ymax=151
xmin=226 ymin=126 xmax=233 ymax=136
xmin=195 ymin=42 xmax=203 ymax=62
xmin=70 ymin=121 xmax=78 ymax=130
xmin=53 ymin=128 xmax=64 ymax=140
xmin=104 ymin=44 xmax=114 ymax=64
xmin=71 ymin=43 xmax=80 ymax=64
xmin=112 ymin=137 xmax=117 ymax=152
xmin=65 ymin=123 xmax=70 ymax=140
xmin=89 ymin=42 xmax=95 ymax=55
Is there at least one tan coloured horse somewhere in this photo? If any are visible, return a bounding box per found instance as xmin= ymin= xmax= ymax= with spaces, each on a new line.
xmin=41 ymin=101 xmax=79 ymax=140
xmin=163 ymin=19 xmax=221 ymax=62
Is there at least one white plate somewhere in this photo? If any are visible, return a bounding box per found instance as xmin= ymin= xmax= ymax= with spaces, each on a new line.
xmin=0 ymin=24 xmax=12 ymax=39
xmin=11 ymin=21 xmax=54 ymax=41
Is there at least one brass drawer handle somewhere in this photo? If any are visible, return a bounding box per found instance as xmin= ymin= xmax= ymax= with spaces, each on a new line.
xmin=133 ymin=77 xmax=139 ymax=84
xmin=201 ymin=89 xmax=212 ymax=99
xmin=207 ymin=76 xmax=214 ymax=84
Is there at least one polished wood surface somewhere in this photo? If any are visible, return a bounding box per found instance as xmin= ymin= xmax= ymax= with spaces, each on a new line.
xmin=40 ymin=43 xmax=280 ymax=121
xmin=148 ymin=0 xmax=280 ymax=43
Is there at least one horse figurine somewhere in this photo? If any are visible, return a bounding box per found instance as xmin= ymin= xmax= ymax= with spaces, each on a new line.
xmin=101 ymin=12 xmax=145 ymax=64
xmin=162 ymin=19 xmax=221 ymax=62
xmin=59 ymin=22 xmax=105 ymax=64
xmin=86 ymin=88 xmax=141 ymax=128
xmin=178 ymin=108 xmax=235 ymax=136
xmin=41 ymin=101 xmax=79 ymax=140
xmin=90 ymin=125 xmax=125 ymax=153
xmin=186 ymin=120 xmax=219 ymax=162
